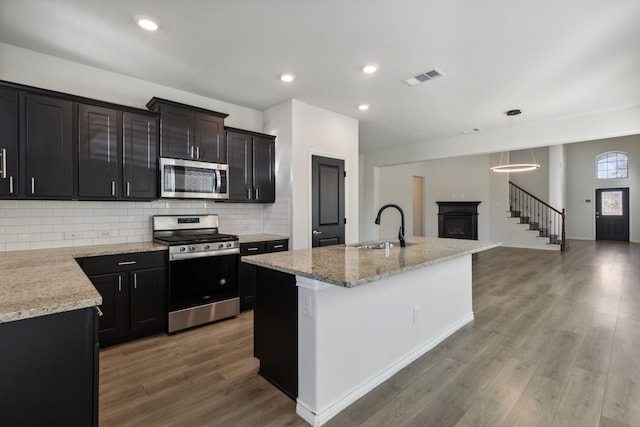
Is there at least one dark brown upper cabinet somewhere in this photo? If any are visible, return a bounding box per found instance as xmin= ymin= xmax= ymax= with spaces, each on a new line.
xmin=0 ymin=87 xmax=19 ymax=197
xmin=77 ymin=104 xmax=158 ymax=201
xmin=146 ymin=97 xmax=228 ymax=164
xmin=122 ymin=112 xmax=158 ymax=200
xmin=78 ymin=104 xmax=120 ymax=199
xmin=226 ymin=127 xmax=275 ymax=203
xmin=23 ymin=93 xmax=74 ymax=199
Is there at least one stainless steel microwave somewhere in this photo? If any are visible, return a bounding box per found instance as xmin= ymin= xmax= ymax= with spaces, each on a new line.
xmin=160 ymin=158 xmax=229 ymax=199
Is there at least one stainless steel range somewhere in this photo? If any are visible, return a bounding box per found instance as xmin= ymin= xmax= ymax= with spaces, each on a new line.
xmin=153 ymin=214 xmax=240 ymax=333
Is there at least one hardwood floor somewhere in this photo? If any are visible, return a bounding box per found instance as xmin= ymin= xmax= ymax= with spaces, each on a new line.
xmin=100 ymin=240 xmax=640 ymax=427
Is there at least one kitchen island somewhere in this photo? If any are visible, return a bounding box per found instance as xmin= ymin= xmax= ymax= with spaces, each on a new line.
xmin=243 ymin=236 xmax=498 ymax=427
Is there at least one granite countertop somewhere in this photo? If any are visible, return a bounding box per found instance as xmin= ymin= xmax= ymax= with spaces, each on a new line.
xmin=0 ymin=242 xmax=166 ymax=325
xmin=238 ymin=234 xmax=289 ymax=244
xmin=242 ymin=236 xmax=499 ymax=288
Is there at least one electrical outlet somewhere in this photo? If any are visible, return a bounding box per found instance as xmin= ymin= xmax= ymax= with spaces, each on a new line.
xmin=413 ymin=306 xmax=421 ymax=323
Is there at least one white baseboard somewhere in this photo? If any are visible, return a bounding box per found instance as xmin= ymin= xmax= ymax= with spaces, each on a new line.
xmin=295 ymin=311 xmax=475 ymax=426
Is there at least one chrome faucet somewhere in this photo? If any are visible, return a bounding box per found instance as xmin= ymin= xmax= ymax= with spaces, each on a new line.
xmin=374 ymin=204 xmax=406 ymax=247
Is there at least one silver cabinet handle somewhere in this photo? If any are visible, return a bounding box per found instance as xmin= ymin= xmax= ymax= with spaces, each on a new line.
xmin=0 ymin=148 xmax=6 ymax=178
xmin=9 ymin=176 xmax=13 ymax=194
xmin=31 ymin=177 xmax=35 ymax=194
xmin=255 ymin=188 xmax=259 ymax=200
xmin=313 ymin=230 xmax=322 ymax=236
xmin=190 ymin=145 xmax=194 ymax=159
xmin=117 ymin=261 xmax=137 ymax=266
xmin=196 ymin=146 xmax=200 ymax=159
xmin=273 ymin=244 xmax=284 ymax=249
xmin=111 ymin=181 xmax=116 ymax=196
xmin=133 ymin=273 xmax=137 ymax=289
xmin=247 ymin=247 xmax=260 ymax=251
xmin=247 ymin=188 xmax=252 ymax=199
xmin=126 ymin=182 xmax=130 ymax=196
xmin=118 ymin=275 xmax=122 ymax=292
xmin=96 ymin=307 xmax=104 ymax=317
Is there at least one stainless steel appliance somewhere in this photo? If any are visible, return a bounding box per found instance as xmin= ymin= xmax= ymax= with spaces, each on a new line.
xmin=159 ymin=157 xmax=229 ymax=199
xmin=153 ymin=214 xmax=239 ymax=333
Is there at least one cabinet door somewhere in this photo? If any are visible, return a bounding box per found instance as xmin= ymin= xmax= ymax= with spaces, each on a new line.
xmin=239 ymin=242 xmax=265 ymax=311
xmin=227 ymin=131 xmax=253 ymax=201
xmin=253 ymin=136 xmax=275 ymax=202
xmin=160 ymin=105 xmax=193 ymax=160
xmin=78 ymin=104 xmax=120 ymax=199
xmin=123 ymin=112 xmax=158 ymax=200
xmin=90 ymin=272 xmax=128 ymax=342
xmin=0 ymin=87 xmax=18 ymax=197
xmin=194 ymin=112 xmax=225 ymax=163
xmin=130 ymin=267 xmax=166 ymax=333
xmin=24 ymin=94 xmax=74 ymax=198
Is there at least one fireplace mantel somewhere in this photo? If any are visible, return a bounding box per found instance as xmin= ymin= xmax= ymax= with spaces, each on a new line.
xmin=436 ymin=201 xmax=481 ymax=240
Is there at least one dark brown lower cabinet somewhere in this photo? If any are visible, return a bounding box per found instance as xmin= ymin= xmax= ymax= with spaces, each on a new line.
xmin=78 ymin=251 xmax=167 ymax=347
xmin=253 ymin=266 xmax=298 ymax=399
xmin=239 ymin=239 xmax=288 ymax=311
xmin=0 ymin=308 xmax=99 ymax=427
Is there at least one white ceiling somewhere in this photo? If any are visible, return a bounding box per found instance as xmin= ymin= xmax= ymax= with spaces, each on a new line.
xmin=1 ymin=0 xmax=639 ymax=153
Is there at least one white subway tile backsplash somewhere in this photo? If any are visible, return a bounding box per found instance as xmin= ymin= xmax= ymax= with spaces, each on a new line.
xmin=0 ymin=197 xmax=291 ymax=252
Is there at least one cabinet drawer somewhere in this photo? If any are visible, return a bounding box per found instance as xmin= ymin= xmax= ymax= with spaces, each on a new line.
xmin=266 ymin=240 xmax=288 ymax=253
xmin=79 ymin=251 xmax=166 ymax=276
xmin=240 ymin=242 xmax=266 ymax=256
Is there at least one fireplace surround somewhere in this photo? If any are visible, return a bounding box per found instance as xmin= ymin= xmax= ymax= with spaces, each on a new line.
xmin=437 ymin=201 xmax=481 ymax=240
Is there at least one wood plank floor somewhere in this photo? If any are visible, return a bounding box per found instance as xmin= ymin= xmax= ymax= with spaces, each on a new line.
xmin=100 ymin=240 xmax=640 ymax=427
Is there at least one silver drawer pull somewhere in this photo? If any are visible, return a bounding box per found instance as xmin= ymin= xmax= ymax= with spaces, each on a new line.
xmin=117 ymin=261 xmax=137 ymax=266
xmin=247 ymin=247 xmax=260 ymax=251
xmin=273 ymin=244 xmax=284 ymax=249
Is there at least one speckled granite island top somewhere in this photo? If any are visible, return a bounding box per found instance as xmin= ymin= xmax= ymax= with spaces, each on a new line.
xmin=242 ymin=236 xmax=499 ymax=288
xmin=0 ymin=242 xmax=166 ymax=324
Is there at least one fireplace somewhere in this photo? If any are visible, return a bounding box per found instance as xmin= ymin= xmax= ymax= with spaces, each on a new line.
xmin=437 ymin=201 xmax=481 ymax=240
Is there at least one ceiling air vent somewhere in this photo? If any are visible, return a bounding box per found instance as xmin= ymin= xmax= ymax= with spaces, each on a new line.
xmin=403 ymin=68 xmax=445 ymax=87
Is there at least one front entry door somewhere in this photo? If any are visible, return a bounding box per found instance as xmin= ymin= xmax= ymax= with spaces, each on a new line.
xmin=311 ymin=155 xmax=345 ymax=247
xmin=595 ymin=187 xmax=629 ymax=241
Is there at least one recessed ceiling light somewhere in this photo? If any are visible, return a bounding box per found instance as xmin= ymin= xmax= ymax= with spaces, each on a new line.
xmin=280 ymin=73 xmax=295 ymax=82
xmin=358 ymin=104 xmax=370 ymax=111
xmin=136 ymin=16 xmax=160 ymax=31
xmin=362 ymin=64 xmax=378 ymax=74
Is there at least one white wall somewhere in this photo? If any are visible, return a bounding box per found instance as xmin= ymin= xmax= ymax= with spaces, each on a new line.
xmin=548 ymin=144 xmax=567 ymax=210
xmin=508 ymin=147 xmax=550 ymax=201
xmin=565 ymin=134 xmax=640 ymax=242
xmin=278 ymin=100 xmax=359 ymax=249
xmin=0 ymin=43 xmax=292 ymax=251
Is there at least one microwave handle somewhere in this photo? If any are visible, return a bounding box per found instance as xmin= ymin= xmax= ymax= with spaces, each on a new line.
xmin=216 ymin=169 xmax=222 ymax=192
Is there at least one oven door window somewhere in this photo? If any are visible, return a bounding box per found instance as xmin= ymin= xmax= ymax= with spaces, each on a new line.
xmin=169 ymin=255 xmax=238 ymax=311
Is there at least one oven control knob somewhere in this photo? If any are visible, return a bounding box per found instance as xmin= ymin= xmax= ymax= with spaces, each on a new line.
xmin=204 ymin=245 xmax=211 ymax=250
xmin=218 ymin=243 xmax=224 ymax=249
xmin=227 ymin=243 xmax=232 ymax=248
xmin=179 ymin=247 xmax=186 ymax=252
xmin=189 ymin=245 xmax=196 ymax=251
xmin=220 ymin=278 xmax=226 ymax=285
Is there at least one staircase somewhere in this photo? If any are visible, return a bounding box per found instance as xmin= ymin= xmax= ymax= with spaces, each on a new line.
xmin=509 ymin=181 xmax=566 ymax=251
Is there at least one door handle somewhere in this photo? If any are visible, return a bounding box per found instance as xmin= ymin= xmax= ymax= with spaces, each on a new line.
xmin=313 ymin=230 xmax=322 ymax=236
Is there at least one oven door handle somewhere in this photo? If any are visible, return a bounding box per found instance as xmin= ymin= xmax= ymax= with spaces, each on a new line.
xmin=169 ymin=247 xmax=239 ymax=261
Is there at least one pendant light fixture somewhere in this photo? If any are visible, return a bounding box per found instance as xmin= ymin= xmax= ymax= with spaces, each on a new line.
xmin=490 ymin=109 xmax=541 ymax=173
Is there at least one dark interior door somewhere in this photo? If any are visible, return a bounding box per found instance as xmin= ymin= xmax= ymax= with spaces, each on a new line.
xmin=596 ymin=187 xmax=629 ymax=241
xmin=311 ymin=155 xmax=345 ymax=247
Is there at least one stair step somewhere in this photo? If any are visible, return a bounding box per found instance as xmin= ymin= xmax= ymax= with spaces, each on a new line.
xmin=528 ymin=222 xmax=539 ymax=230
xmin=519 ymin=217 xmax=530 ymax=224
xmin=510 ymin=210 xmax=521 ymax=217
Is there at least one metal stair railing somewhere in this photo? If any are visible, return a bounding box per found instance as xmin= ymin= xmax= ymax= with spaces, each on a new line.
xmin=509 ymin=181 xmax=566 ymax=251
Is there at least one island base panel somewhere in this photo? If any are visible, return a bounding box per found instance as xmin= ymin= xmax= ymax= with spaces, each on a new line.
xmin=254 ymin=266 xmax=298 ymax=399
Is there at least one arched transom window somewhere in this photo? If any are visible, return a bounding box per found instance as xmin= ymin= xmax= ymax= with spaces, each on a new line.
xmin=596 ymin=151 xmax=628 ymax=179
